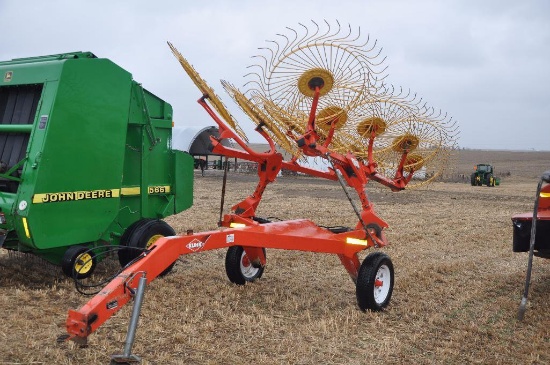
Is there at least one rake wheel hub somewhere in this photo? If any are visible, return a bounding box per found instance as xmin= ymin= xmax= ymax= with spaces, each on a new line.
xmin=357 ymin=117 xmax=387 ymax=137
xmin=392 ymin=134 xmax=420 ymax=153
xmin=316 ymin=106 xmax=348 ymax=131
xmin=298 ymin=68 xmax=334 ymax=97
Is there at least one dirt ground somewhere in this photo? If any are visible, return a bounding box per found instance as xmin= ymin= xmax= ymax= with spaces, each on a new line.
xmin=1 ymin=149 xmax=549 ymax=364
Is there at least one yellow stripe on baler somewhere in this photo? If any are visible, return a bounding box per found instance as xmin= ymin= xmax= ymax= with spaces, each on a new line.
xmin=22 ymin=217 xmax=31 ymax=238
xmin=121 ymin=187 xmax=140 ymax=195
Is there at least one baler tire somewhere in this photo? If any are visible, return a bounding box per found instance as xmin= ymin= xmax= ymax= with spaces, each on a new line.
xmin=356 ymin=252 xmax=394 ymax=312
xmin=225 ymin=246 xmax=265 ymax=285
xmin=62 ymin=245 xmax=97 ymax=279
xmin=118 ymin=218 xmax=155 ymax=266
xmin=118 ymin=219 xmax=177 ymax=276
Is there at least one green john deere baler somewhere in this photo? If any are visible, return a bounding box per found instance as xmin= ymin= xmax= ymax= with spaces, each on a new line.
xmin=0 ymin=51 xmax=193 ymax=277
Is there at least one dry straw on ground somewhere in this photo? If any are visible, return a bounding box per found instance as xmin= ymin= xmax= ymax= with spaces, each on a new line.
xmin=0 ymin=150 xmax=549 ymax=364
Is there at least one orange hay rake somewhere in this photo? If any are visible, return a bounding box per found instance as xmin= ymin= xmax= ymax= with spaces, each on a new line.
xmin=65 ymin=62 xmax=404 ymax=344
xmin=63 ymin=21 xmax=458 ymax=362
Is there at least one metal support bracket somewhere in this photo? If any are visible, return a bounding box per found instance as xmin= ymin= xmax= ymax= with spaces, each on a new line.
xmin=110 ymin=273 xmax=147 ymax=364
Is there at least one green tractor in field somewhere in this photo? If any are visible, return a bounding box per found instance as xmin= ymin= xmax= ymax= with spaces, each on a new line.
xmin=471 ymin=163 xmax=500 ymax=187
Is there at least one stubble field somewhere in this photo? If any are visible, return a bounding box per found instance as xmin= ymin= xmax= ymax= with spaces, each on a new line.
xmin=0 ymin=149 xmax=549 ymax=364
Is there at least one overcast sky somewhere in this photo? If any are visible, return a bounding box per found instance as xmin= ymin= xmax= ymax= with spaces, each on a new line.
xmin=2 ymin=0 xmax=548 ymax=151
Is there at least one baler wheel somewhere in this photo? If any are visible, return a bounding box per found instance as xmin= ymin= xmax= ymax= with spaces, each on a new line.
xmin=61 ymin=245 xmax=97 ymax=279
xmin=118 ymin=219 xmax=177 ymax=275
xmin=356 ymin=252 xmax=394 ymax=311
xmin=225 ymin=246 xmax=266 ymax=285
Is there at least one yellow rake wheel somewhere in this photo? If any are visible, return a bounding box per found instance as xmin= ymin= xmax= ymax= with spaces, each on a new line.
xmin=168 ymin=42 xmax=248 ymax=142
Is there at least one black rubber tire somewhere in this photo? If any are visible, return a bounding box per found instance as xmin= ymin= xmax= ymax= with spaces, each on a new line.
xmin=61 ymin=245 xmax=97 ymax=279
xmin=356 ymin=252 xmax=394 ymax=311
xmin=470 ymin=174 xmax=476 ymax=186
xmin=118 ymin=219 xmax=177 ymax=275
xmin=225 ymin=246 xmax=266 ymax=285
xmin=486 ymin=174 xmax=493 ymax=187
